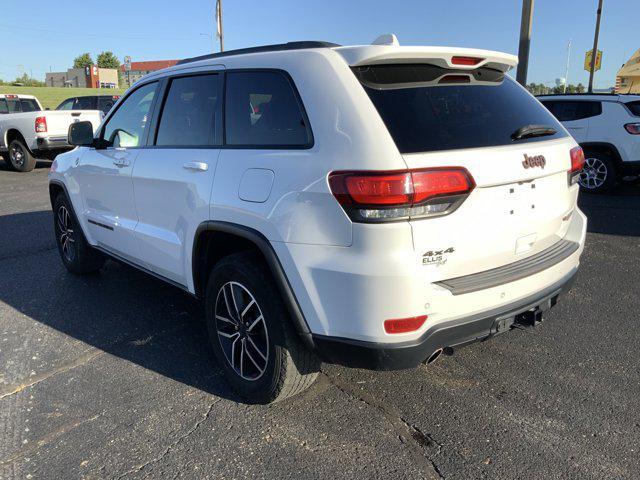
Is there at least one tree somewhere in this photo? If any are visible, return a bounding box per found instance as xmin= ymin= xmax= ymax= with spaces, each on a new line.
xmin=97 ymin=51 xmax=120 ymax=69
xmin=13 ymin=73 xmax=44 ymax=87
xmin=73 ymin=53 xmax=94 ymax=69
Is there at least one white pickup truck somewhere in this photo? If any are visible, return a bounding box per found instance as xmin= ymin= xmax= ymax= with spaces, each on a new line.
xmin=0 ymin=94 xmax=103 ymax=172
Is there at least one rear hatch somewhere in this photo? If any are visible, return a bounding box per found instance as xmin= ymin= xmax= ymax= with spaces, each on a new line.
xmin=352 ymin=62 xmax=578 ymax=283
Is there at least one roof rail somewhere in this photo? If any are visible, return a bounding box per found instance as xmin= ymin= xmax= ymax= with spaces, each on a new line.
xmin=177 ymin=41 xmax=340 ymax=65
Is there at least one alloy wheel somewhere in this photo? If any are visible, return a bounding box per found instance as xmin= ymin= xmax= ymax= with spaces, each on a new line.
xmin=579 ymin=157 xmax=608 ymax=190
xmin=215 ymin=281 xmax=269 ymax=381
xmin=57 ymin=205 xmax=76 ymax=262
xmin=9 ymin=144 xmax=25 ymax=168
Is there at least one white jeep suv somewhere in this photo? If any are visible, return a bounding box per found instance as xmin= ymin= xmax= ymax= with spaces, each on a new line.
xmin=49 ymin=38 xmax=587 ymax=403
xmin=538 ymin=93 xmax=640 ymax=193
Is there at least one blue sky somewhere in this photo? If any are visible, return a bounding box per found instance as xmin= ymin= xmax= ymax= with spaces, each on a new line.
xmin=0 ymin=0 xmax=634 ymax=88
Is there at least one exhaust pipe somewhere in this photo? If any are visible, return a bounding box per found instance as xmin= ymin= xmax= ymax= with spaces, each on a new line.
xmin=425 ymin=348 xmax=443 ymax=365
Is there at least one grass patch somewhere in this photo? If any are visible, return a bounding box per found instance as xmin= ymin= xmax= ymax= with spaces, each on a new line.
xmin=0 ymin=86 xmax=127 ymax=110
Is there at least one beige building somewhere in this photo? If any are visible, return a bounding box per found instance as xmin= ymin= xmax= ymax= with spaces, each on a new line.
xmin=46 ymin=65 xmax=119 ymax=89
xmin=615 ymin=49 xmax=640 ymax=94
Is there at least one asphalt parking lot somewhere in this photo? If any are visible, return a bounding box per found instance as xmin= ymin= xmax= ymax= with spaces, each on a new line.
xmin=1 ymin=161 xmax=639 ymax=480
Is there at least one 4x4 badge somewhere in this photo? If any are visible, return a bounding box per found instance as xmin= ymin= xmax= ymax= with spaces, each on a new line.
xmin=423 ymin=247 xmax=455 ymax=265
xmin=522 ymin=153 xmax=546 ymax=169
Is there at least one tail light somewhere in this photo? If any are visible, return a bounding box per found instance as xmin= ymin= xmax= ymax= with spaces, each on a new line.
xmin=568 ymin=146 xmax=585 ymax=185
xmin=35 ymin=116 xmax=47 ymax=133
xmin=624 ymin=123 xmax=640 ymax=134
xmin=451 ymin=56 xmax=483 ymax=66
xmin=329 ymin=167 xmax=475 ymax=223
xmin=384 ymin=315 xmax=428 ymax=334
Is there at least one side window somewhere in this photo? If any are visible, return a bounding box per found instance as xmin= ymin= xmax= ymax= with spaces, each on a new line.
xmin=97 ymin=97 xmax=116 ymax=114
xmin=553 ymin=101 xmax=601 ymax=121
xmin=225 ymin=71 xmax=311 ymax=147
xmin=20 ymin=99 xmax=40 ymax=112
xmin=625 ymin=101 xmax=640 ymax=117
xmin=102 ymin=82 xmax=157 ymax=148
xmin=57 ymin=98 xmax=75 ymax=110
xmin=75 ymin=96 xmax=95 ymax=110
xmin=156 ymin=74 xmax=220 ymax=146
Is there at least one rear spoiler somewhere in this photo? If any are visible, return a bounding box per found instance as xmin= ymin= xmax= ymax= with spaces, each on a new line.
xmin=334 ymin=46 xmax=518 ymax=73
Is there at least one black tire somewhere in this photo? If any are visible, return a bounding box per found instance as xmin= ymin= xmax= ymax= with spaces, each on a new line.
xmin=205 ymin=252 xmax=319 ymax=404
xmin=53 ymin=193 xmax=105 ymax=274
xmin=7 ymin=138 xmax=36 ymax=172
xmin=579 ymin=150 xmax=617 ymax=194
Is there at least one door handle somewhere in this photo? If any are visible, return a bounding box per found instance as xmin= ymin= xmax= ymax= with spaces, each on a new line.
xmin=183 ymin=161 xmax=208 ymax=171
xmin=113 ymin=158 xmax=130 ymax=167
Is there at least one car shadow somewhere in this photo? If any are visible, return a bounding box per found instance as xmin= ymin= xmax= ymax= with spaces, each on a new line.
xmin=0 ymin=209 xmax=244 ymax=403
xmin=578 ymin=182 xmax=640 ymax=237
xmin=0 ymin=158 xmax=52 ymax=171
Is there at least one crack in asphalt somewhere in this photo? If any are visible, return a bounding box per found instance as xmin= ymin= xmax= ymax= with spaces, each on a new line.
xmin=0 ymin=323 xmax=191 ymax=400
xmin=324 ymin=373 xmax=445 ymax=479
xmin=0 ymin=413 xmax=103 ymax=466
xmin=116 ymin=399 xmax=222 ymax=479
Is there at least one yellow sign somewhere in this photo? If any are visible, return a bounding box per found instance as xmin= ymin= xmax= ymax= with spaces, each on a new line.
xmin=584 ymin=49 xmax=603 ymax=72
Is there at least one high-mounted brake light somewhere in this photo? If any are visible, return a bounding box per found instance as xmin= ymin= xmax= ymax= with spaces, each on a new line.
xmin=35 ymin=116 xmax=47 ymax=133
xmin=5 ymin=94 xmax=18 ymax=99
xmin=451 ymin=56 xmax=483 ymax=66
xmin=329 ymin=168 xmax=475 ymax=223
xmin=438 ymin=75 xmax=471 ymax=84
xmin=624 ymin=123 xmax=640 ymax=135
xmin=568 ymin=146 xmax=585 ymax=185
xmin=384 ymin=315 xmax=428 ymax=334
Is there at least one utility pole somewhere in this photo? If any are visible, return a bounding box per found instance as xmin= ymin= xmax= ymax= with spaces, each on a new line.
xmin=216 ymin=0 xmax=224 ymax=52
xmin=516 ymin=0 xmax=534 ymax=86
xmin=588 ymin=0 xmax=604 ymax=93
xmin=564 ymin=40 xmax=571 ymax=93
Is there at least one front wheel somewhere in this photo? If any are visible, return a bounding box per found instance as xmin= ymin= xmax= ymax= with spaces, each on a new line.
xmin=53 ymin=194 xmax=105 ymax=274
xmin=578 ymin=152 xmax=616 ymax=194
xmin=8 ymin=139 xmax=36 ymax=172
xmin=205 ymin=252 xmax=320 ymax=403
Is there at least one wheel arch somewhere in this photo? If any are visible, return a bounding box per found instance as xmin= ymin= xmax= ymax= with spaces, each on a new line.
xmin=6 ymin=129 xmax=32 ymax=153
xmin=192 ymin=221 xmax=314 ymax=349
xmin=580 ymin=142 xmax=623 ymax=167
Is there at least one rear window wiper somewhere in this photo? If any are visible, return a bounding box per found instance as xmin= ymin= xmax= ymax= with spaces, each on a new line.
xmin=511 ymin=124 xmax=557 ymax=140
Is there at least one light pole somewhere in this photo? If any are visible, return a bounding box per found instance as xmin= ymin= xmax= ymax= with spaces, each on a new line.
xmin=516 ymin=0 xmax=535 ymax=86
xmin=564 ymin=40 xmax=571 ymax=93
xmin=588 ymin=0 xmax=604 ymax=93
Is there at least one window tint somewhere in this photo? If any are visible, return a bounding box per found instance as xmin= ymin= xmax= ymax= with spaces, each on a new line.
xmin=225 ymin=71 xmax=311 ymax=146
xmin=20 ymin=99 xmax=39 ymax=112
xmin=626 ymin=101 xmax=640 ymax=117
xmin=57 ymin=98 xmax=75 ymax=110
xmin=97 ymin=97 xmax=117 ymax=114
xmin=542 ymin=101 xmax=601 ymax=121
xmin=102 ymin=82 xmax=157 ymax=148
xmin=353 ymin=64 xmax=566 ymax=154
xmin=156 ymin=74 xmax=220 ymax=146
xmin=75 ymin=96 xmax=96 ymax=110
xmin=0 ymin=99 xmax=8 ymax=114
xmin=5 ymin=99 xmax=21 ymax=113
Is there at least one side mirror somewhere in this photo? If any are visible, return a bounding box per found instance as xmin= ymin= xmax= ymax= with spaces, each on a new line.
xmin=68 ymin=121 xmax=95 ymax=147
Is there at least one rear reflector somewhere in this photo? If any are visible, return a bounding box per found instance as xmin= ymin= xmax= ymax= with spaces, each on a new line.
xmin=35 ymin=116 xmax=47 ymax=133
xmin=451 ymin=56 xmax=483 ymax=66
xmin=384 ymin=315 xmax=428 ymax=334
xmin=624 ymin=123 xmax=640 ymax=134
xmin=329 ymin=168 xmax=475 ymax=223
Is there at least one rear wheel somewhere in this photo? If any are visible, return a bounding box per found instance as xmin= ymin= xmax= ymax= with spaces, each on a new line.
xmin=8 ymin=139 xmax=36 ymax=172
xmin=578 ymin=151 xmax=616 ymax=194
xmin=53 ymin=193 xmax=105 ymax=274
xmin=205 ymin=252 xmax=319 ymax=403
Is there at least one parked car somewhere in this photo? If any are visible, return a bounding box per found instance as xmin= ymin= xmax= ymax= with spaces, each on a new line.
xmin=0 ymin=94 xmax=102 ymax=172
xmin=538 ymin=93 xmax=640 ymax=193
xmin=56 ymin=95 xmax=120 ymax=115
xmin=49 ymin=37 xmax=587 ymax=403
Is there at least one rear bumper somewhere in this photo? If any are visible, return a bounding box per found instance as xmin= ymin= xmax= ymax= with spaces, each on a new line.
xmin=35 ymin=136 xmax=71 ymax=151
xmin=313 ymin=268 xmax=577 ymax=370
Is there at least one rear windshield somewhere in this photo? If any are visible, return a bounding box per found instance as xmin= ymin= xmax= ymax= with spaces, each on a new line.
xmin=625 ymin=101 xmax=640 ymax=116
xmin=353 ymin=64 xmax=566 ymax=154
